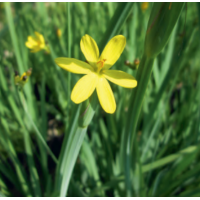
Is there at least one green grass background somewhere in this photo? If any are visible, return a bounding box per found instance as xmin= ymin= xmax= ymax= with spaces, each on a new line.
xmin=0 ymin=2 xmax=200 ymax=197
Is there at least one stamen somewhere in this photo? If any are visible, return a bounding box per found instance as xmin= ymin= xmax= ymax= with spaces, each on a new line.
xmin=97 ymin=59 xmax=106 ymax=70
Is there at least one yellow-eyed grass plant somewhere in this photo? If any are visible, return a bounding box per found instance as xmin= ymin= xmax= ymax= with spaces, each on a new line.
xmin=54 ymin=3 xmax=135 ymax=196
xmin=2 ymin=2 xmax=200 ymax=197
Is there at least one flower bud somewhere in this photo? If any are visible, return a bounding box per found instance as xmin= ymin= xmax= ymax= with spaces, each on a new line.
xmin=56 ymin=29 xmax=62 ymax=38
xmin=124 ymin=60 xmax=130 ymax=66
xmin=134 ymin=59 xmax=140 ymax=66
xmin=26 ymin=68 xmax=32 ymax=76
xmin=144 ymin=2 xmax=184 ymax=58
xmin=141 ymin=2 xmax=149 ymax=11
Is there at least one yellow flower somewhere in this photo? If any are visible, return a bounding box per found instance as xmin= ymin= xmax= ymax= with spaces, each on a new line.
xmin=141 ymin=2 xmax=149 ymax=11
xmin=25 ymin=31 xmax=48 ymax=53
xmin=0 ymin=2 xmax=4 ymax=9
xmin=15 ymin=68 xmax=32 ymax=87
xmin=55 ymin=35 xmax=137 ymax=114
xmin=56 ymin=29 xmax=62 ymax=38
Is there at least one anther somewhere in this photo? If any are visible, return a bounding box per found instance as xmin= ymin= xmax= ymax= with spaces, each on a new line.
xmin=97 ymin=59 xmax=106 ymax=69
xmin=124 ymin=60 xmax=130 ymax=66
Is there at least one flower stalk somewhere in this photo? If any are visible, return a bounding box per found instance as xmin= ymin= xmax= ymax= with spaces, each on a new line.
xmin=121 ymin=2 xmax=185 ymax=196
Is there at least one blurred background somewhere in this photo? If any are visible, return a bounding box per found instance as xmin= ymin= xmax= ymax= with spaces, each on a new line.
xmin=0 ymin=2 xmax=200 ymax=197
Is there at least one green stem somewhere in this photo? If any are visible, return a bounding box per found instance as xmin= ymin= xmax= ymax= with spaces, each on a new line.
xmin=99 ymin=2 xmax=134 ymax=52
xmin=129 ymin=55 xmax=155 ymax=147
xmin=59 ymin=127 xmax=87 ymax=197
xmin=4 ymin=2 xmax=24 ymax=74
xmin=55 ymin=93 xmax=97 ymax=196
xmin=67 ymin=2 xmax=71 ymax=103
xmin=66 ymin=2 xmax=72 ymax=131
xmin=19 ymin=92 xmax=58 ymax=164
xmin=17 ymin=92 xmax=42 ymax=196
xmin=121 ymin=3 xmax=185 ymax=196
xmin=1 ymin=119 xmax=31 ymax=196
xmin=122 ymin=55 xmax=155 ymax=196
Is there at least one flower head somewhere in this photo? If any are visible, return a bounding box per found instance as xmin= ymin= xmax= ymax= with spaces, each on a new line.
xmin=55 ymin=34 xmax=137 ymax=114
xmin=56 ymin=29 xmax=62 ymax=38
xmin=14 ymin=68 xmax=32 ymax=89
xmin=141 ymin=2 xmax=149 ymax=11
xmin=25 ymin=31 xmax=48 ymax=53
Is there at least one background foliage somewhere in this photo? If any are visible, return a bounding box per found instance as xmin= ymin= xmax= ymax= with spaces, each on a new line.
xmin=0 ymin=2 xmax=200 ymax=197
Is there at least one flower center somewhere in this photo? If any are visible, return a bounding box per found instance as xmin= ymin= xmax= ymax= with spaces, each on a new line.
xmin=37 ymin=41 xmax=41 ymax=46
xmin=96 ymin=59 xmax=106 ymax=73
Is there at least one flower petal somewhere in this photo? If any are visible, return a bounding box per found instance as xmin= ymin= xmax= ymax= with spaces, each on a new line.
xmin=25 ymin=41 xmax=34 ymax=49
xmin=14 ymin=75 xmax=21 ymax=85
xmin=28 ymin=36 xmax=37 ymax=43
xmin=30 ymin=47 xmax=42 ymax=53
xmin=71 ymin=73 xmax=98 ymax=104
xmin=34 ymin=31 xmax=45 ymax=45
xmin=103 ymin=70 xmax=137 ymax=88
xmin=25 ymin=36 xmax=38 ymax=48
xmin=100 ymin=35 xmax=126 ymax=69
xmin=55 ymin=57 xmax=93 ymax=74
xmin=80 ymin=34 xmax=99 ymax=68
xmin=20 ymin=72 xmax=27 ymax=81
xmin=96 ymin=77 xmax=116 ymax=114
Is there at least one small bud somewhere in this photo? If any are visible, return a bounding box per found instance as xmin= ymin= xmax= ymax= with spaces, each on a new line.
xmin=141 ymin=2 xmax=149 ymax=11
xmin=124 ymin=60 xmax=130 ymax=66
xmin=26 ymin=68 xmax=32 ymax=76
xmin=124 ymin=59 xmax=139 ymax=70
xmin=134 ymin=59 xmax=140 ymax=66
xmin=56 ymin=29 xmax=62 ymax=38
xmin=169 ymin=2 xmax=172 ymax=10
xmin=144 ymin=2 xmax=184 ymax=58
xmin=176 ymin=82 xmax=183 ymax=90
